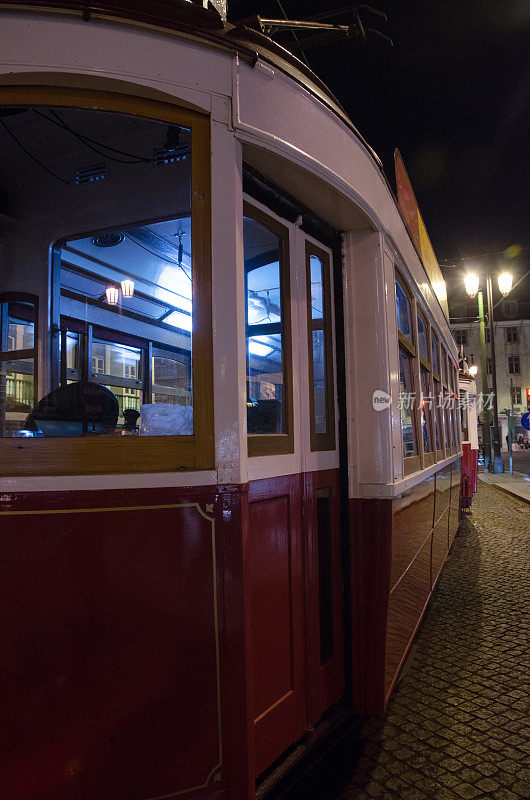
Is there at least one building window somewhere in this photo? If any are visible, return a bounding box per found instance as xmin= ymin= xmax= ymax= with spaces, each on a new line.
xmin=511 ymin=387 xmax=522 ymax=405
xmin=506 ymin=326 xmax=518 ymax=343
xmin=306 ymin=242 xmax=335 ymax=451
xmin=502 ymin=300 xmax=517 ymax=318
xmin=452 ymin=303 xmax=466 ymax=319
xmin=508 ymin=355 xmax=520 ymax=374
xmin=0 ymin=94 xmax=213 ymax=474
xmin=244 ymin=204 xmax=293 ymax=456
xmin=454 ymin=329 xmax=468 ymax=347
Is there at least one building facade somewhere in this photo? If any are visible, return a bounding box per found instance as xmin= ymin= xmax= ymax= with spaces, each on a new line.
xmin=450 ymin=297 xmax=530 ymax=447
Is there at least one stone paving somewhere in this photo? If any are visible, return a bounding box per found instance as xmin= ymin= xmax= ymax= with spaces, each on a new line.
xmin=274 ymin=483 xmax=529 ymax=800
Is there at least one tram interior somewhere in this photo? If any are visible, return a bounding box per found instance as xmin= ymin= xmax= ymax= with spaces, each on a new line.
xmin=0 ymin=107 xmax=201 ymax=439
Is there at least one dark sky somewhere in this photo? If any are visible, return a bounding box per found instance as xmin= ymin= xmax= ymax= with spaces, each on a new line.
xmin=229 ymin=1 xmax=530 ymax=277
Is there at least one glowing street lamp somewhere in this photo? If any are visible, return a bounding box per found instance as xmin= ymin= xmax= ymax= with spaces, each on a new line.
xmin=464 ymin=273 xmax=480 ymax=299
xmin=468 ymin=364 xmax=478 ymax=377
xmin=497 ymin=272 xmax=513 ymax=297
xmin=462 ymin=266 xmax=514 ymax=473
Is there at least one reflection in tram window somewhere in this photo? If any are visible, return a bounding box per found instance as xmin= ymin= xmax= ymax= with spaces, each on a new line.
xmin=244 ymin=214 xmax=286 ymax=436
xmin=399 ymin=349 xmax=417 ymax=457
xmin=395 ymin=279 xmax=412 ymax=339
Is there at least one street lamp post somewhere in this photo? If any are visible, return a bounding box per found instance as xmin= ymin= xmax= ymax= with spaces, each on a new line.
xmin=464 ymin=269 xmax=513 ymax=474
xmin=477 ymin=290 xmax=491 ymax=470
xmin=486 ymin=273 xmax=503 ymax=473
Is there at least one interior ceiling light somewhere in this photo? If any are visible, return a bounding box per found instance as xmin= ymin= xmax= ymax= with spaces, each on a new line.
xmin=105 ymin=286 xmax=119 ymax=305
xmin=121 ymin=279 xmax=135 ymax=298
xmin=92 ymin=232 xmax=124 ymax=248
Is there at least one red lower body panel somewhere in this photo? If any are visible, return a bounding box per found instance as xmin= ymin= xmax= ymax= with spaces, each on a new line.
xmin=350 ymin=459 xmax=462 ymax=715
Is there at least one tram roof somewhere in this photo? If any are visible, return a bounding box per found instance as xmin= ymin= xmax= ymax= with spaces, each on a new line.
xmin=0 ymin=0 xmax=382 ymax=169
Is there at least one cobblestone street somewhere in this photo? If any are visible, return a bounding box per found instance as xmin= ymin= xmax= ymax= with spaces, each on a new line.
xmin=273 ymin=483 xmax=529 ymax=800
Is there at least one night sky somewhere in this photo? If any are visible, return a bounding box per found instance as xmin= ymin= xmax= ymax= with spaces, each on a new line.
xmin=229 ymin=1 xmax=529 ymax=289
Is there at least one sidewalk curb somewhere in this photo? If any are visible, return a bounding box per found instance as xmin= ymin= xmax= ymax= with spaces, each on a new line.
xmin=478 ymin=477 xmax=530 ymax=505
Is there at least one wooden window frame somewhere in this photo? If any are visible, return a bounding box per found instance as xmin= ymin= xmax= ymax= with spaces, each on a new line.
xmin=306 ymin=241 xmax=335 ymax=452
xmin=244 ymin=202 xmax=294 ymax=458
xmin=0 ymin=86 xmax=213 ymax=476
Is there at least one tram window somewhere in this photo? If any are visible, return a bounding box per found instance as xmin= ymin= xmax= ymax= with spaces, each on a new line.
xmin=0 ymin=99 xmax=213 ymax=471
xmin=433 ymin=377 xmax=443 ymax=451
xmin=431 ymin=334 xmax=439 ymax=374
xmin=440 ymin=351 xmax=447 ymax=385
xmin=417 ymin=314 xmax=429 ymax=362
xmin=399 ymin=349 xmax=417 ymax=459
xmin=306 ymin=243 xmax=335 ymax=450
xmin=420 ymin=368 xmax=433 ymax=454
xmin=57 ymin=210 xmax=193 ymax=436
xmin=244 ymin=205 xmax=293 ymax=456
xmin=395 ymin=279 xmax=412 ymax=340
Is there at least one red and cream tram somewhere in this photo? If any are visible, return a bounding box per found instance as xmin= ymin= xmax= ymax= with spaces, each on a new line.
xmin=0 ymin=3 xmax=465 ymax=799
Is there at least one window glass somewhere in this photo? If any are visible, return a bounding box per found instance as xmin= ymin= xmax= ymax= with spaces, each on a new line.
xmin=0 ymin=300 xmax=37 ymax=437
xmin=399 ymin=349 xmax=416 ymax=458
xmin=395 ymin=280 xmax=412 ymax=340
xmin=310 ymin=256 xmax=326 ymax=432
xmin=431 ymin=336 xmax=439 ymax=373
xmin=445 ymin=391 xmax=455 ymax=447
xmin=441 ymin=351 xmax=447 ymax=384
xmin=8 ymin=317 xmax=34 ymax=351
xmin=420 ymin=369 xmax=432 ymax=453
xmin=312 ymin=328 xmax=326 ymax=434
xmin=310 ymin=256 xmax=324 ymax=320
xmin=66 ymin=333 xmax=80 ymax=372
xmin=306 ymin=249 xmax=334 ymax=446
xmin=417 ymin=314 xmax=428 ymax=361
xmin=245 ymin=216 xmax=286 ymax=435
xmin=1 ymin=358 xmax=34 ymax=436
xmin=152 ymin=351 xmax=191 ymax=406
xmin=433 ymin=378 xmax=442 ymax=449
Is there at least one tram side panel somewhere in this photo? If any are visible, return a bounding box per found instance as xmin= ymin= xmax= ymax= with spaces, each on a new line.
xmin=0 ymin=486 xmax=255 ymax=800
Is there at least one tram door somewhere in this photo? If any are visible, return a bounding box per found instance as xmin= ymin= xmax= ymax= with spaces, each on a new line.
xmin=247 ymin=229 xmax=344 ymax=778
